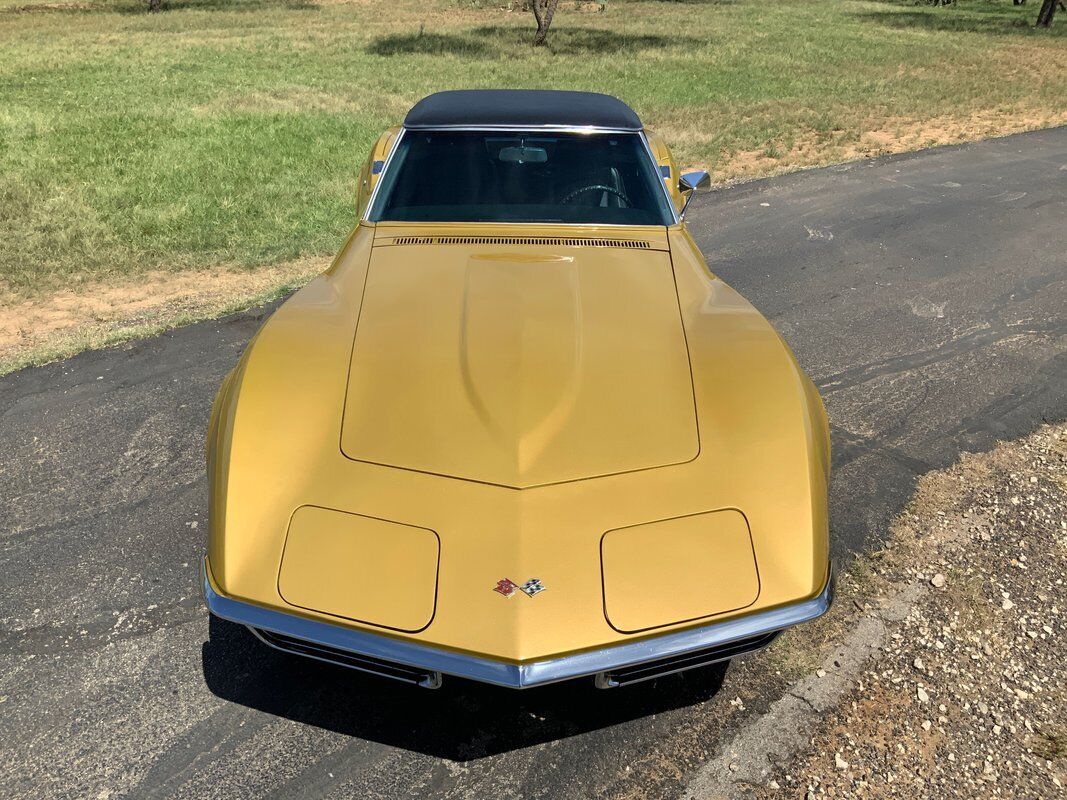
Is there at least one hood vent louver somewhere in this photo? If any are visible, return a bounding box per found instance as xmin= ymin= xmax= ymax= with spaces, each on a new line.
xmin=384 ymin=236 xmax=652 ymax=249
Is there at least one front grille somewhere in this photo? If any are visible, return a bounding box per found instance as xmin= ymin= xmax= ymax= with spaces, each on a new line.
xmin=595 ymin=632 xmax=780 ymax=688
xmin=386 ymin=236 xmax=652 ymax=249
xmin=252 ymin=628 xmax=442 ymax=688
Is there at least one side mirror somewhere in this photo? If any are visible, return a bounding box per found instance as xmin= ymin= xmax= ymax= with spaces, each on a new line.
xmin=678 ymin=170 xmax=711 ymax=219
xmin=679 ymin=170 xmax=711 ymax=193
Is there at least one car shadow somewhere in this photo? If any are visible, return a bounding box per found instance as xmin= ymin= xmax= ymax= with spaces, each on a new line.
xmin=202 ymin=615 xmax=728 ymax=760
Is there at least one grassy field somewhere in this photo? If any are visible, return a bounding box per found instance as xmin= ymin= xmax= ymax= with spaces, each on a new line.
xmin=0 ymin=0 xmax=1064 ymax=370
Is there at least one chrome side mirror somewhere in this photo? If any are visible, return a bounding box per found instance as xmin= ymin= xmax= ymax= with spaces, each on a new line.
xmin=679 ymin=170 xmax=711 ymax=192
xmin=678 ymin=170 xmax=711 ymax=219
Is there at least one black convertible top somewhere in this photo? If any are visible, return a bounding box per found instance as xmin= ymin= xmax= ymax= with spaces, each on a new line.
xmin=403 ymin=90 xmax=643 ymax=131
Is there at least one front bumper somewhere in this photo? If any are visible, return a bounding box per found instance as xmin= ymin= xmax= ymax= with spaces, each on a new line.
xmin=203 ymin=560 xmax=833 ymax=689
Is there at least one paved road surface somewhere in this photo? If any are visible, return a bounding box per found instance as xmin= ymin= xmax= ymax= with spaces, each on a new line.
xmin=2 ymin=128 xmax=1064 ymax=799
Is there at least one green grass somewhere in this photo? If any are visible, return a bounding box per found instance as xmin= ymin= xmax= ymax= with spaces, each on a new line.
xmin=0 ymin=0 xmax=1064 ymax=301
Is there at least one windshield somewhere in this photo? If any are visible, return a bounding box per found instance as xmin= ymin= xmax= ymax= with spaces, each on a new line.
xmin=368 ymin=131 xmax=676 ymax=225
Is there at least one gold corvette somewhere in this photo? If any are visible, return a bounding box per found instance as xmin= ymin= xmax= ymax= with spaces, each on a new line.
xmin=203 ymin=90 xmax=832 ymax=689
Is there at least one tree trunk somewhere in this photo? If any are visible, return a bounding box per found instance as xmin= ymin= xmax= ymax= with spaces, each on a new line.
xmin=1036 ymin=0 xmax=1057 ymax=26
xmin=531 ymin=0 xmax=560 ymax=46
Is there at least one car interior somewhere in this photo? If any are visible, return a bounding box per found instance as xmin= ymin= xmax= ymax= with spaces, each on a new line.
xmin=371 ymin=131 xmax=675 ymax=225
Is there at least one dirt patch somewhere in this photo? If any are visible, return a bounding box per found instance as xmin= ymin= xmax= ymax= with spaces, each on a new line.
xmin=0 ymin=258 xmax=325 ymax=374
xmin=678 ymin=108 xmax=1067 ymax=182
xmin=6 ymin=2 xmax=93 ymax=11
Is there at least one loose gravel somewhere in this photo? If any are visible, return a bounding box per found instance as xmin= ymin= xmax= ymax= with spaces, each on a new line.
xmin=745 ymin=424 xmax=1067 ymax=799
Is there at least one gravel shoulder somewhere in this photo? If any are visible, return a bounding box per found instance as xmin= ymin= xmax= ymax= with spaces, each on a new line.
xmin=735 ymin=424 xmax=1067 ymax=799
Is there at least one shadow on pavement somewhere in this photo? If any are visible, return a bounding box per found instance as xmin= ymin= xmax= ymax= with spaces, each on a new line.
xmin=202 ymin=615 xmax=728 ymax=760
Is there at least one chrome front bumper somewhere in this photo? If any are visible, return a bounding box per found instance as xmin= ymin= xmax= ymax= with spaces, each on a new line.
xmin=203 ymin=561 xmax=833 ymax=689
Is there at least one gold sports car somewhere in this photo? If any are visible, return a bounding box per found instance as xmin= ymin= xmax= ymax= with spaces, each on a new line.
xmin=203 ymin=90 xmax=832 ymax=689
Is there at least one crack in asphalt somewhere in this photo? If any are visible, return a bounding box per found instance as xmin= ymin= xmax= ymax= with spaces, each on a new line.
xmin=256 ymin=739 xmax=396 ymax=800
xmin=0 ymin=595 xmax=204 ymax=656
xmin=815 ymin=319 xmax=1065 ymax=396
xmin=125 ymin=703 xmax=277 ymax=800
xmin=830 ymin=424 xmax=934 ymax=474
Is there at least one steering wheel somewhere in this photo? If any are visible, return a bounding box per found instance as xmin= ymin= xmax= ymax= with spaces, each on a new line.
xmin=561 ymin=184 xmax=631 ymax=206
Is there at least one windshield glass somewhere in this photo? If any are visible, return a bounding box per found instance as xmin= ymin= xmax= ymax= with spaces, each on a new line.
xmin=368 ymin=131 xmax=675 ymax=225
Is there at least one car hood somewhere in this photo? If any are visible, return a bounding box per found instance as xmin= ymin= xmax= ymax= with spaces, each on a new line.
xmin=210 ymin=225 xmax=829 ymax=662
xmin=340 ymin=237 xmax=699 ymax=487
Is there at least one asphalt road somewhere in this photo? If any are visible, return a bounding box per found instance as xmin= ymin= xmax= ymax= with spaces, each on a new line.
xmin=2 ymin=128 xmax=1064 ymax=799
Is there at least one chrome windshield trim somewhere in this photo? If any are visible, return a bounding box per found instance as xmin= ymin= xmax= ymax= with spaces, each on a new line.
xmin=362 ymin=127 xmax=406 ymax=222
xmin=401 ymin=124 xmax=643 ymax=133
xmin=363 ymin=127 xmax=680 ymax=226
xmin=203 ymin=561 xmax=833 ymax=689
xmin=639 ymin=130 xmax=681 ymax=225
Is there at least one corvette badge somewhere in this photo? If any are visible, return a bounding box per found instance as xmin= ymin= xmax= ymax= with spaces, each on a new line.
xmin=493 ymin=578 xmax=545 ymax=598
xmin=493 ymin=578 xmax=519 ymax=597
xmin=519 ymin=578 xmax=545 ymax=597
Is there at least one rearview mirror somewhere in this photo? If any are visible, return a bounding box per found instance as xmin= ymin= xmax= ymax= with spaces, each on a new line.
xmin=678 ymin=170 xmax=711 ymax=219
xmin=498 ymin=145 xmax=548 ymax=164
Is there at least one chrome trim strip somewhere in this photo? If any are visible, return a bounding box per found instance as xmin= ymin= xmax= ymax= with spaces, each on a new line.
xmin=639 ymin=130 xmax=681 ymax=225
xmin=362 ymin=127 xmax=406 ymax=222
xmin=401 ymin=124 xmax=642 ymax=133
xmin=203 ymin=561 xmax=833 ymax=689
